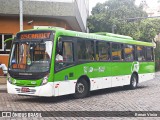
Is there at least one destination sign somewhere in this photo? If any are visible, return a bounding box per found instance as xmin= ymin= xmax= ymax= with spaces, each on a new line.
xmin=17 ymin=31 xmax=52 ymax=40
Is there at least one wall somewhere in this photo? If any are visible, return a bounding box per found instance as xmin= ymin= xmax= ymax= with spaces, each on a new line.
xmin=75 ymin=0 xmax=89 ymax=30
xmin=0 ymin=16 xmax=72 ymax=34
xmin=0 ymin=16 xmax=72 ymax=75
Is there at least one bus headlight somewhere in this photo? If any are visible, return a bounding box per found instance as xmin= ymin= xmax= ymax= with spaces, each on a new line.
xmin=42 ymin=75 xmax=49 ymax=85
xmin=7 ymin=74 xmax=12 ymax=84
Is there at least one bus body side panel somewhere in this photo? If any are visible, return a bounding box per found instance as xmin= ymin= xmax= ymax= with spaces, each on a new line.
xmin=138 ymin=62 xmax=155 ymax=83
xmin=111 ymin=61 xmax=155 ymax=87
xmin=111 ymin=62 xmax=132 ymax=87
xmin=53 ymin=61 xmax=155 ymax=96
xmin=53 ymin=62 xmax=112 ymax=96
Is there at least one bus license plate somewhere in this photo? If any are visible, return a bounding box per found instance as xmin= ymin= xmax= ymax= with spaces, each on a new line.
xmin=21 ymin=87 xmax=30 ymax=92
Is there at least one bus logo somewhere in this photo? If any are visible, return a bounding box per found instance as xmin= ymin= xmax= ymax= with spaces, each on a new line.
xmin=31 ymin=81 xmax=36 ymax=84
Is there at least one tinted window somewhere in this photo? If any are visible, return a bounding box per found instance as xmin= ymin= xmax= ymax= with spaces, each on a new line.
xmin=77 ymin=40 xmax=94 ymax=61
xmin=112 ymin=43 xmax=122 ymax=61
xmin=55 ymin=40 xmax=74 ymax=71
xmin=86 ymin=41 xmax=94 ymax=60
xmin=77 ymin=40 xmax=85 ymax=60
xmin=96 ymin=41 xmax=110 ymax=61
xmin=63 ymin=42 xmax=74 ymax=62
xmin=137 ymin=46 xmax=146 ymax=61
xmin=146 ymin=47 xmax=153 ymax=61
xmin=124 ymin=45 xmax=134 ymax=61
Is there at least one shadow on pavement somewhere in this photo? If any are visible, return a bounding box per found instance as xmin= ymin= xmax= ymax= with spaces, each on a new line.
xmin=14 ymin=85 xmax=148 ymax=103
xmin=15 ymin=94 xmax=74 ymax=103
xmin=0 ymin=89 xmax=7 ymax=93
xmin=90 ymin=85 xmax=148 ymax=97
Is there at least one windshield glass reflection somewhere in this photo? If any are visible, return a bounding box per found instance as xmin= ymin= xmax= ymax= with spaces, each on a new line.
xmin=9 ymin=40 xmax=53 ymax=73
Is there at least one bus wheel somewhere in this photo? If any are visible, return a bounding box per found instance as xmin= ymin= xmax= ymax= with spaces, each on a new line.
xmin=74 ymin=79 xmax=89 ymax=99
xmin=130 ymin=74 xmax=138 ymax=89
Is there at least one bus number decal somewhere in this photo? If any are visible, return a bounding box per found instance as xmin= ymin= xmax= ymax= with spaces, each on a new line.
xmin=83 ymin=66 xmax=105 ymax=74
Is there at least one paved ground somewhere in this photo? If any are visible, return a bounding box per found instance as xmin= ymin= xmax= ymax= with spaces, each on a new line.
xmin=0 ymin=76 xmax=6 ymax=84
xmin=0 ymin=73 xmax=160 ymax=119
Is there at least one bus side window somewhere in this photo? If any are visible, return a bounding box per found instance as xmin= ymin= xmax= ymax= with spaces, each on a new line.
xmin=146 ymin=47 xmax=154 ymax=61
xmin=124 ymin=44 xmax=134 ymax=61
xmin=55 ymin=39 xmax=74 ymax=71
xmin=137 ymin=46 xmax=146 ymax=61
xmin=112 ymin=43 xmax=122 ymax=61
xmin=63 ymin=42 xmax=74 ymax=62
xmin=77 ymin=39 xmax=95 ymax=61
xmin=86 ymin=40 xmax=95 ymax=60
xmin=77 ymin=40 xmax=85 ymax=60
xmin=96 ymin=41 xmax=110 ymax=61
xmin=56 ymin=41 xmax=74 ymax=62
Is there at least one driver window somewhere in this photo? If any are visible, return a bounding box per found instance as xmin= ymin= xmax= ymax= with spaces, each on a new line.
xmin=55 ymin=40 xmax=74 ymax=71
xmin=63 ymin=42 xmax=73 ymax=62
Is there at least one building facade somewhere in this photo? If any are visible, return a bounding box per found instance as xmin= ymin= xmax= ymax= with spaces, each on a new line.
xmin=0 ymin=0 xmax=89 ymax=75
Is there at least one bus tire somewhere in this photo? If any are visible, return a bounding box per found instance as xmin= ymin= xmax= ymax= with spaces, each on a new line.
xmin=74 ymin=79 xmax=89 ymax=99
xmin=129 ymin=74 xmax=138 ymax=89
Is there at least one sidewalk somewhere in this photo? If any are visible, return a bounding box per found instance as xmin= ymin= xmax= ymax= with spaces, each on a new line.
xmin=0 ymin=76 xmax=7 ymax=91
xmin=0 ymin=84 xmax=6 ymax=91
xmin=0 ymin=76 xmax=6 ymax=84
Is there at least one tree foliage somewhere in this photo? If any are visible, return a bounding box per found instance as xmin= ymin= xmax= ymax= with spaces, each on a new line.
xmin=88 ymin=0 xmax=160 ymax=70
xmin=88 ymin=0 xmax=160 ymax=42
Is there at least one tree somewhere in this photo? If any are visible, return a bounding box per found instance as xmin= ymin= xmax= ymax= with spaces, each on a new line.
xmin=139 ymin=19 xmax=156 ymax=42
xmin=88 ymin=0 xmax=147 ymax=39
xmin=88 ymin=3 xmax=111 ymax=32
xmin=88 ymin=0 xmax=160 ymax=42
xmin=88 ymin=0 xmax=160 ymax=70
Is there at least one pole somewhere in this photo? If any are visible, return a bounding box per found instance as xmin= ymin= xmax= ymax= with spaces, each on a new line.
xmin=19 ymin=0 xmax=23 ymax=31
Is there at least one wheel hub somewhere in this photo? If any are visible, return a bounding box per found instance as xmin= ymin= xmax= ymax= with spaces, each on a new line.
xmin=77 ymin=83 xmax=85 ymax=93
xmin=132 ymin=77 xmax=137 ymax=87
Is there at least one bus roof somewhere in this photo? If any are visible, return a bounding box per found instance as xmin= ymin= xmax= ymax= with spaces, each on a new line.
xmin=94 ymin=32 xmax=133 ymax=40
xmin=18 ymin=27 xmax=154 ymax=47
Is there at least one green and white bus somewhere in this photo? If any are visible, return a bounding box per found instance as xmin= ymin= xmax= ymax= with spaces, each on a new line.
xmin=7 ymin=27 xmax=155 ymax=98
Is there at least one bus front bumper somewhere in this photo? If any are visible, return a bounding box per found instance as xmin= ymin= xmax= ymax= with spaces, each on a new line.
xmin=7 ymin=81 xmax=54 ymax=97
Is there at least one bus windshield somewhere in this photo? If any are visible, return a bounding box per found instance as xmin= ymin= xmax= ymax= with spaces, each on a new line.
xmin=9 ymin=40 xmax=53 ymax=73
